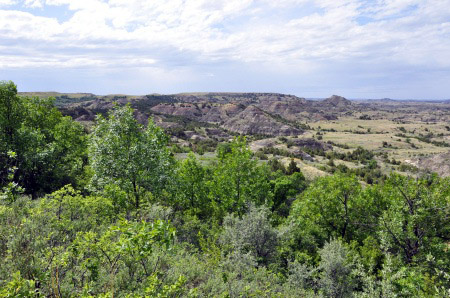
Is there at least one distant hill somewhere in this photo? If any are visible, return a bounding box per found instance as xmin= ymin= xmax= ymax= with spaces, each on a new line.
xmin=56 ymin=92 xmax=356 ymax=137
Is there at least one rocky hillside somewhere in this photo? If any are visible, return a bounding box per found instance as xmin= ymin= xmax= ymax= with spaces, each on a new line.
xmin=20 ymin=91 xmax=450 ymax=178
xmin=56 ymin=92 xmax=355 ymax=137
xmin=222 ymin=105 xmax=302 ymax=136
xmin=418 ymin=152 xmax=450 ymax=177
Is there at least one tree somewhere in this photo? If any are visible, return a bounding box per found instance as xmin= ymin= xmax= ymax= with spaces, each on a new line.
xmin=176 ymin=153 xmax=210 ymax=218
xmin=270 ymin=171 xmax=306 ymax=218
xmin=318 ymin=239 xmax=355 ymax=297
xmin=377 ymin=174 xmax=449 ymax=266
xmin=285 ymin=174 xmax=370 ymax=256
xmin=286 ymin=158 xmax=300 ymax=175
xmin=0 ymin=81 xmax=22 ymax=151
xmin=209 ymin=137 xmax=272 ymax=217
xmin=89 ymin=104 xmax=174 ymax=209
xmin=0 ymin=81 xmax=23 ymax=187
xmin=0 ymin=82 xmax=87 ymax=198
xmin=18 ymin=101 xmax=87 ymax=198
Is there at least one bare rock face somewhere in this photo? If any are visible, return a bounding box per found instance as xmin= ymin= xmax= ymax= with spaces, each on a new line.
xmin=223 ymin=106 xmax=302 ymax=136
xmin=59 ymin=92 xmax=358 ymax=137
xmin=322 ymin=95 xmax=353 ymax=107
xmin=151 ymin=103 xmax=202 ymax=119
xmin=256 ymin=99 xmax=307 ymax=121
xmin=418 ymin=152 xmax=450 ymax=177
xmin=60 ymin=99 xmax=115 ymax=121
xmin=200 ymin=104 xmax=245 ymax=123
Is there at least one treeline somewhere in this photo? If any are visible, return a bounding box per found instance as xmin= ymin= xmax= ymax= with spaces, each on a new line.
xmin=0 ymin=81 xmax=449 ymax=297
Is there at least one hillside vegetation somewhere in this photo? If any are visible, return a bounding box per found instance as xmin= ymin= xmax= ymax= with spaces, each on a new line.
xmin=53 ymin=89 xmax=450 ymax=178
xmin=2 ymin=81 xmax=450 ymax=297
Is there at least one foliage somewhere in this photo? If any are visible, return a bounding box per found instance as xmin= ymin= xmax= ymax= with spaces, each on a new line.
xmin=317 ymin=239 xmax=355 ymax=297
xmin=0 ymin=272 xmax=37 ymax=298
xmin=89 ymin=104 xmax=174 ymax=209
xmin=0 ymin=81 xmax=87 ymax=199
xmin=175 ymin=152 xmax=210 ymax=218
xmin=1 ymin=81 xmax=449 ymax=297
xmin=377 ymin=174 xmax=449 ymax=267
xmin=220 ymin=205 xmax=278 ymax=265
xmin=285 ymin=174 xmax=368 ymax=257
xmin=209 ymin=137 xmax=272 ymax=218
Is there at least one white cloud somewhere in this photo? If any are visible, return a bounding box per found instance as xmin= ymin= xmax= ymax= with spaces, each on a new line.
xmin=0 ymin=0 xmax=449 ymax=97
xmin=0 ymin=0 xmax=448 ymax=67
xmin=24 ymin=0 xmax=43 ymax=8
xmin=0 ymin=10 xmax=62 ymax=39
xmin=0 ymin=0 xmax=17 ymax=6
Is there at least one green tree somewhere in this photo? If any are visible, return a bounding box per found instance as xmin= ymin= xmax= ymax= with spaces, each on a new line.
xmin=286 ymin=158 xmax=300 ymax=175
xmin=89 ymin=104 xmax=174 ymax=209
xmin=318 ymin=239 xmax=355 ymax=297
xmin=284 ymin=174 xmax=371 ymax=257
xmin=0 ymin=82 xmax=87 ymax=198
xmin=0 ymin=81 xmax=22 ymax=152
xmin=377 ymin=174 xmax=449 ymax=266
xmin=209 ymin=137 xmax=272 ymax=218
xmin=0 ymin=271 xmax=37 ymax=297
xmin=270 ymin=171 xmax=306 ymax=218
xmin=19 ymin=102 xmax=87 ymax=197
xmin=176 ymin=153 xmax=210 ymax=218
xmin=0 ymin=81 xmax=23 ymax=188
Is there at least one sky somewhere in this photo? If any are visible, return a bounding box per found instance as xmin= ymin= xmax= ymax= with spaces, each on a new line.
xmin=0 ymin=0 xmax=449 ymax=99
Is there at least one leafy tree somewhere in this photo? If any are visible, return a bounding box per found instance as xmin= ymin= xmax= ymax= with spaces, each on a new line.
xmin=377 ymin=174 xmax=449 ymax=267
xmin=0 ymin=151 xmax=24 ymax=203
xmin=176 ymin=153 xmax=210 ymax=217
xmin=0 ymin=82 xmax=87 ymax=198
xmin=268 ymin=157 xmax=286 ymax=174
xmin=318 ymin=239 xmax=355 ymax=297
xmin=209 ymin=137 xmax=272 ymax=217
xmin=270 ymin=171 xmax=306 ymax=218
xmin=0 ymin=271 xmax=37 ymax=297
xmin=89 ymin=104 xmax=174 ymax=209
xmin=19 ymin=105 xmax=87 ymax=198
xmin=285 ymin=174 xmax=371 ymax=257
xmin=0 ymin=81 xmax=24 ymax=190
xmin=286 ymin=158 xmax=300 ymax=175
xmin=0 ymin=81 xmax=23 ymax=153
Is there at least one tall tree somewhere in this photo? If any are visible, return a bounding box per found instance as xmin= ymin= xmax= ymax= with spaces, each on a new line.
xmin=177 ymin=152 xmax=210 ymax=217
xmin=0 ymin=81 xmax=23 ymax=185
xmin=209 ymin=137 xmax=272 ymax=217
xmin=0 ymin=81 xmax=22 ymax=151
xmin=0 ymin=82 xmax=87 ymax=198
xmin=378 ymin=174 xmax=450 ymax=265
xmin=285 ymin=174 xmax=371 ymax=256
xmin=89 ymin=104 xmax=173 ymax=209
xmin=19 ymin=97 xmax=87 ymax=197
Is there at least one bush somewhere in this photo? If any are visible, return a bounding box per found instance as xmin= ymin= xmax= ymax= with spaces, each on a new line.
xmin=318 ymin=239 xmax=355 ymax=297
xmin=220 ymin=205 xmax=278 ymax=265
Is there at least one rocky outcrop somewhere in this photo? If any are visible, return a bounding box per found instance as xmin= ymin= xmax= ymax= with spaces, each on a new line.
xmin=418 ymin=152 xmax=450 ymax=177
xmin=223 ymin=106 xmax=302 ymax=136
xmin=59 ymin=92 xmax=360 ymax=136
xmin=256 ymin=99 xmax=307 ymax=121
xmin=150 ymin=103 xmax=203 ymax=119
xmin=322 ymin=95 xmax=353 ymax=107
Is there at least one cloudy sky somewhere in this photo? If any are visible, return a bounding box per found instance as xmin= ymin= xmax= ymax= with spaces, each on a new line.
xmin=0 ymin=0 xmax=449 ymax=98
